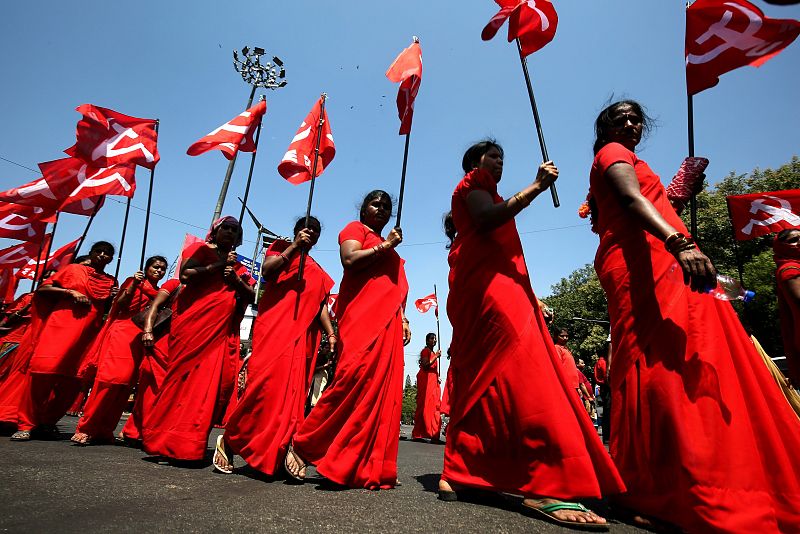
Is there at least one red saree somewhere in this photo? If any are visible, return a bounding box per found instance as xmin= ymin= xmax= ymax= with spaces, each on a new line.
xmin=412 ymin=348 xmax=441 ymax=439
xmin=75 ymin=276 xmax=160 ymax=440
xmin=439 ymin=364 xmax=453 ymax=416
xmin=143 ymin=243 xmax=253 ymax=460
xmin=224 ymin=240 xmax=334 ymax=475
xmin=17 ymin=264 xmax=115 ymax=431
xmin=776 ymin=259 xmax=800 ymax=386
xmin=122 ymin=278 xmax=181 ymax=441
xmin=293 ymin=221 xmax=408 ymax=489
xmin=443 ymin=169 xmax=624 ymax=499
xmin=591 ymin=142 xmax=800 ymax=532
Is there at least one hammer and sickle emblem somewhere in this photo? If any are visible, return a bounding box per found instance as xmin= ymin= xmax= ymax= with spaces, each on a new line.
xmin=741 ymin=195 xmax=800 ymax=235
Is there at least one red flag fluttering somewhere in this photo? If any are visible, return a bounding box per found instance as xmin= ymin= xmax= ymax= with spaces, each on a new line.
xmin=481 ymin=0 xmax=559 ymax=57
xmin=0 ymin=234 xmax=51 ymax=269
xmin=39 ymin=157 xmax=135 ymax=207
xmin=686 ymin=0 xmax=800 ymax=95
xmin=726 ymin=189 xmax=800 ymax=240
xmin=15 ymin=237 xmax=80 ymax=280
xmin=278 ymin=96 xmax=335 ymax=185
xmin=0 ymin=269 xmax=17 ymax=304
xmin=65 ymin=104 xmax=159 ymax=169
xmin=187 ymin=100 xmax=267 ymax=160
xmin=386 ymin=40 xmax=423 ymax=135
xmin=0 ymin=203 xmax=52 ymax=242
xmin=415 ymin=293 xmax=438 ymax=315
xmin=327 ymin=293 xmax=338 ymax=319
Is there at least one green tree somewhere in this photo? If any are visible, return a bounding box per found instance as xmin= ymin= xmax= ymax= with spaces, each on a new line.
xmin=402 ymin=374 xmax=417 ymax=425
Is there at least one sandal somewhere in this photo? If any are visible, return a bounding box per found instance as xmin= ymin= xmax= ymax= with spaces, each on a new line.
xmin=212 ymin=435 xmax=234 ymax=474
xmin=10 ymin=430 xmax=31 ymax=441
xmin=284 ymin=444 xmax=306 ymax=482
xmin=522 ymin=499 xmax=609 ymax=532
xmin=71 ymin=432 xmax=92 ymax=446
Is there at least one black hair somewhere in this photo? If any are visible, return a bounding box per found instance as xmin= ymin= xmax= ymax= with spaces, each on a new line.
xmin=90 ymin=241 xmax=115 ymax=256
xmin=294 ymin=216 xmax=322 ymax=236
xmin=145 ymin=255 xmax=169 ymax=270
xmin=73 ymin=255 xmax=90 ymax=265
xmin=461 ymin=139 xmax=503 ymax=174
xmin=777 ymin=228 xmax=800 ymax=242
xmin=358 ymin=190 xmax=393 ymax=223
xmin=443 ymin=211 xmax=456 ymax=249
xmin=592 ymin=100 xmax=653 ymax=154
xmin=426 ymin=332 xmax=436 ymax=341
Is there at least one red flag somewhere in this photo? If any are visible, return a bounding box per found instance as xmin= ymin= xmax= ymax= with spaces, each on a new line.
xmin=482 ymin=0 xmax=558 ymax=57
xmin=386 ymin=40 xmax=423 ymax=135
xmin=686 ymin=0 xmax=800 ymax=95
xmin=15 ymin=238 xmax=79 ymax=280
xmin=0 ymin=269 xmax=18 ymax=304
xmin=65 ymin=104 xmax=159 ymax=169
xmin=0 ymin=234 xmax=51 ymax=269
xmin=38 ymin=157 xmax=114 ymax=214
xmin=278 ymin=96 xmax=335 ymax=185
xmin=0 ymin=203 xmax=52 ymax=242
xmin=327 ymin=293 xmax=338 ymax=319
xmin=727 ymin=189 xmax=800 ymax=240
xmin=414 ymin=293 xmax=438 ymax=313
xmin=0 ymin=176 xmax=63 ymax=209
xmin=172 ymin=233 xmax=205 ymax=279
xmin=187 ymin=100 xmax=267 ymax=160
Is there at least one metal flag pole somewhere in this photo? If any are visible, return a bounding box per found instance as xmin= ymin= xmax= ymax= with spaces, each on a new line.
xmin=73 ymin=202 xmax=102 ymax=258
xmin=29 ymin=228 xmax=51 ymax=292
xmin=212 ymin=47 xmax=287 ymax=223
xmin=35 ymin=212 xmax=60 ymax=289
xmin=515 ymin=38 xmax=559 ymax=208
xmin=434 ymin=283 xmax=442 ymax=381
xmin=298 ymin=93 xmax=328 ymax=281
xmin=114 ymin=197 xmax=132 ymax=280
xmin=238 ymin=96 xmax=266 ymax=225
xmin=139 ymin=120 xmax=160 ymax=270
xmin=394 ymin=131 xmax=412 ymax=228
xmin=687 ymin=93 xmax=699 ymax=239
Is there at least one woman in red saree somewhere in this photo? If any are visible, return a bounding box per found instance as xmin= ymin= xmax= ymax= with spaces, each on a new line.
xmin=441 ymin=141 xmax=624 ymax=530
xmin=411 ymin=332 xmax=441 ymax=442
xmin=143 ymin=216 xmax=254 ymax=461
xmin=121 ymin=276 xmax=181 ymax=443
xmin=215 ymin=216 xmax=336 ymax=475
xmin=0 ymin=292 xmax=34 ymax=366
xmin=774 ymin=229 xmax=800 ymax=387
xmin=70 ymin=255 xmax=168 ymax=445
xmin=285 ymin=190 xmax=411 ymax=489
xmin=12 ymin=242 xmax=117 ymax=440
xmin=588 ymin=100 xmax=800 ymax=532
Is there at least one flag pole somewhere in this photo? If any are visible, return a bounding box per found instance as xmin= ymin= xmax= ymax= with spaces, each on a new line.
xmin=212 ymin=85 xmax=257 ymax=223
xmin=394 ymin=132 xmax=412 ymax=228
xmin=687 ymin=93 xmax=699 ymax=238
xmin=114 ymin=198 xmax=132 ymax=280
xmin=238 ymin=96 xmax=266 ymax=225
xmin=298 ymin=93 xmax=328 ymax=281
xmin=515 ymin=38 xmax=559 ymax=208
xmin=73 ymin=202 xmax=102 ymax=258
xmin=434 ymin=283 xmax=441 ymax=381
xmin=29 ymin=228 xmax=50 ymax=292
xmin=139 ymin=120 xmax=160 ymax=270
xmin=35 ymin=211 xmax=60 ymax=290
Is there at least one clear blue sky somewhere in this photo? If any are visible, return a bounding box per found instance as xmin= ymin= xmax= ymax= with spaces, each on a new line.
xmin=2 ymin=1 xmax=799 ymax=380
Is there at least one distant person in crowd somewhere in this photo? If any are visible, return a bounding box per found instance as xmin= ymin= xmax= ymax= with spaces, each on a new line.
xmin=774 ymin=228 xmax=800 ymax=387
xmin=285 ymin=190 xmax=410 ymax=489
xmin=576 ymin=359 xmax=596 ymax=419
xmin=71 ymin=256 xmax=168 ymax=445
xmin=12 ymin=242 xmax=117 ymax=441
xmin=143 ymin=216 xmax=255 ymax=461
xmin=217 ymin=216 xmax=335 ymax=476
xmin=553 ymin=328 xmax=580 ymax=398
xmin=411 ymin=333 xmax=441 ymax=443
xmin=587 ymin=99 xmax=800 ymax=531
xmin=439 ymin=140 xmax=623 ymax=530
xmin=308 ymin=338 xmax=336 ymax=412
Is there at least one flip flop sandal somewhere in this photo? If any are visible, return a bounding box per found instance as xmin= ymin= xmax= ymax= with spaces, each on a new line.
xmin=521 ymin=500 xmax=609 ymax=532
xmin=10 ymin=430 xmax=31 ymax=441
xmin=212 ymin=435 xmax=234 ymax=474
xmin=70 ymin=433 xmax=91 ymax=446
xmin=283 ymin=444 xmax=306 ymax=483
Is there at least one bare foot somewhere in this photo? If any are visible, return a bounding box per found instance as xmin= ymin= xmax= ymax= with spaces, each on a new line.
xmin=71 ymin=432 xmax=91 ymax=445
xmin=284 ymin=446 xmax=306 ymax=480
xmin=523 ymin=498 xmax=607 ymax=526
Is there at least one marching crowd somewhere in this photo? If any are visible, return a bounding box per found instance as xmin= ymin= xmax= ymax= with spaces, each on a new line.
xmin=1 ymin=101 xmax=799 ymax=533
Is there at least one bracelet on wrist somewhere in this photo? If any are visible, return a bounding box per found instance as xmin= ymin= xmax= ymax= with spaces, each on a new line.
xmin=665 ymin=232 xmax=696 ymax=255
xmin=279 ymin=252 xmax=290 ymax=263
xmin=513 ymin=192 xmax=531 ymax=208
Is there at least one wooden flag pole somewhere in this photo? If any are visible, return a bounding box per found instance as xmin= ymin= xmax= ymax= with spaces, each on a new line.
xmin=515 ymin=38 xmax=559 ymax=208
xmin=394 ymin=132 xmax=412 ymax=228
xmin=434 ymin=283 xmax=442 ymax=381
xmin=29 ymin=227 xmax=51 ymax=292
xmin=114 ymin=198 xmax=132 ymax=280
xmin=687 ymin=93 xmax=699 ymax=239
xmin=73 ymin=202 xmax=102 ymax=258
xmin=35 ymin=212 xmax=60 ymax=290
xmin=139 ymin=120 xmax=160 ymax=270
xmin=298 ymin=93 xmax=328 ymax=281
xmin=238 ymin=96 xmax=266 ymax=225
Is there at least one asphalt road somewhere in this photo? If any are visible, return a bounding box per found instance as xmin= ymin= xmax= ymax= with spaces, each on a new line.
xmin=0 ymin=418 xmax=647 ymax=533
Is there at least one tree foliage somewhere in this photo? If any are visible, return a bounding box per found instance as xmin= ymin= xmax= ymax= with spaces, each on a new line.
xmin=543 ymin=156 xmax=800 ymax=359
xmin=402 ymin=374 xmax=417 ymax=425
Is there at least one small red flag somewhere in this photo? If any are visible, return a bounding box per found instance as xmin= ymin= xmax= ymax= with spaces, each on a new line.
xmin=0 ymin=269 xmax=18 ymax=304
xmin=15 ymin=237 xmax=80 ymax=280
xmin=686 ymin=0 xmax=800 ymax=95
xmin=172 ymin=233 xmax=205 ymax=279
xmin=386 ymin=40 xmax=423 ymax=135
xmin=327 ymin=293 xmax=338 ymax=319
xmin=0 ymin=234 xmax=51 ymax=269
xmin=482 ymin=0 xmax=558 ymax=57
xmin=0 ymin=203 xmax=52 ymax=242
xmin=278 ymin=96 xmax=335 ymax=185
xmin=0 ymin=176 xmax=63 ymax=209
xmin=187 ymin=100 xmax=267 ymax=160
xmin=65 ymin=104 xmax=159 ymax=169
xmin=414 ymin=293 xmax=438 ymax=313
xmin=726 ymin=189 xmax=800 ymax=240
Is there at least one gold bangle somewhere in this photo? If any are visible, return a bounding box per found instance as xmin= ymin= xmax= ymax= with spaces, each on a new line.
xmin=513 ymin=192 xmax=530 ymax=207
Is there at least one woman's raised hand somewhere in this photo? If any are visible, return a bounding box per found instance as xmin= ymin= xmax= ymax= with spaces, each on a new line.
xmin=676 ymin=248 xmax=717 ymax=292
xmin=226 ymin=251 xmax=238 ymax=265
xmin=132 ymin=271 xmax=145 ymax=284
xmin=532 ymin=161 xmax=559 ymax=192
xmin=385 ymin=227 xmax=403 ymax=249
xmin=294 ymin=229 xmax=314 ymax=251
